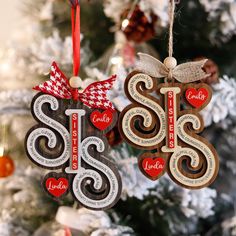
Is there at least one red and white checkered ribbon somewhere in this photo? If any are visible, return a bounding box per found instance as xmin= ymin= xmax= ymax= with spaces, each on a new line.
xmin=34 ymin=62 xmax=116 ymax=111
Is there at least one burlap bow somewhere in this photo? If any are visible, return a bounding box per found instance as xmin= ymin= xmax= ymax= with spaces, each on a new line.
xmin=136 ymin=53 xmax=209 ymax=83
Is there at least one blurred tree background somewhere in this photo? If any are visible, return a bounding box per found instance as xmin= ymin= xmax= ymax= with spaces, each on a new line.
xmin=0 ymin=0 xmax=235 ymax=235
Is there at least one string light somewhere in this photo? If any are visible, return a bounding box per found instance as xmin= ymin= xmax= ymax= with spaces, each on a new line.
xmin=0 ymin=124 xmax=7 ymax=157
xmin=0 ymin=62 xmax=11 ymax=75
xmin=121 ymin=0 xmax=139 ymax=30
xmin=0 ymin=146 xmax=4 ymax=157
xmin=121 ymin=19 xmax=130 ymax=30
xmin=110 ymin=56 xmax=123 ymax=65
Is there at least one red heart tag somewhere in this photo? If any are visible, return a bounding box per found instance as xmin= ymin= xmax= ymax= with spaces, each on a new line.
xmin=45 ymin=177 xmax=69 ymax=198
xmin=186 ymin=88 xmax=208 ymax=108
xmin=142 ymin=158 xmax=165 ymax=178
xmin=90 ymin=110 xmax=113 ymax=131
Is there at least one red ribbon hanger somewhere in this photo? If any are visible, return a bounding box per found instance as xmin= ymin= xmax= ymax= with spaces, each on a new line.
xmin=33 ymin=0 xmax=117 ymax=111
xmin=70 ymin=0 xmax=81 ymax=100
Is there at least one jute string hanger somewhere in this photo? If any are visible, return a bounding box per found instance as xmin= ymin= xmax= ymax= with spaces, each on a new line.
xmin=165 ymin=0 xmax=177 ymax=80
xmin=137 ymin=0 xmax=209 ymax=84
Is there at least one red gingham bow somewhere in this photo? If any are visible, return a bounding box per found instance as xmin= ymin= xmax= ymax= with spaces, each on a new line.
xmin=33 ymin=62 xmax=116 ymax=111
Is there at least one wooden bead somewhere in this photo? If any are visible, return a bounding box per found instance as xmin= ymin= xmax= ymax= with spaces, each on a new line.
xmin=69 ymin=76 xmax=82 ymax=88
xmin=164 ymin=57 xmax=177 ymax=69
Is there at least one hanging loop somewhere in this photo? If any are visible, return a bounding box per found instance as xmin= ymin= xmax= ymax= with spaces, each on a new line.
xmin=70 ymin=3 xmax=80 ymax=77
xmin=69 ymin=0 xmax=80 ymax=8
xmin=70 ymin=0 xmax=81 ymax=100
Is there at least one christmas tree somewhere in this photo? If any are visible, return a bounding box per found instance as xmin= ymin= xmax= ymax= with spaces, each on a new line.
xmin=0 ymin=0 xmax=236 ymax=235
